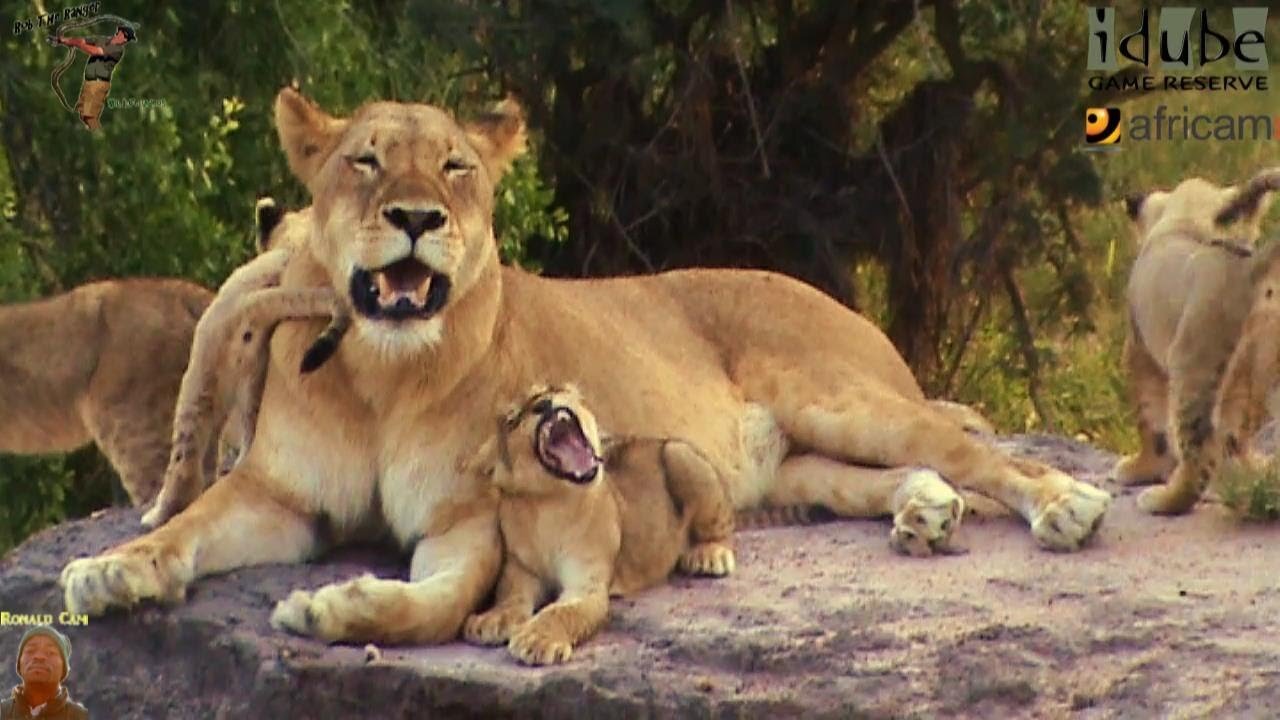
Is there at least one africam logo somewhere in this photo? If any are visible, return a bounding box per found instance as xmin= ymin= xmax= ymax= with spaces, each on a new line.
xmin=38 ymin=9 xmax=141 ymax=131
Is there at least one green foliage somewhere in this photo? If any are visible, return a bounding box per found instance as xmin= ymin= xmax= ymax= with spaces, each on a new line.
xmin=1218 ymin=459 xmax=1280 ymax=522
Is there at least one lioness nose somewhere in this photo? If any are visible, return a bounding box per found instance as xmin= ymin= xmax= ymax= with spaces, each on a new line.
xmin=383 ymin=206 xmax=448 ymax=241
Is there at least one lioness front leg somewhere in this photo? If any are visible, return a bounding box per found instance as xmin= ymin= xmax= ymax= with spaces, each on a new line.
xmin=740 ymin=361 xmax=1110 ymax=551
xmin=463 ymin=561 xmax=542 ymax=646
xmin=768 ymin=456 xmax=965 ymax=556
xmin=62 ymin=465 xmax=319 ymax=615
xmin=660 ymin=440 xmax=737 ymax=576
xmin=507 ymin=561 xmax=611 ymax=666
xmin=1113 ymin=331 xmax=1177 ymax=486
xmin=270 ymin=509 xmax=501 ymax=645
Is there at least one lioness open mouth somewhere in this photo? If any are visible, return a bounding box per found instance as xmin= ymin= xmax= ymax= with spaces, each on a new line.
xmin=349 ymin=257 xmax=452 ymax=321
xmin=535 ymin=407 xmax=602 ymax=484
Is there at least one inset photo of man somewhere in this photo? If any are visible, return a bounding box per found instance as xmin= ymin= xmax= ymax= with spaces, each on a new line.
xmin=1 ymin=625 xmax=88 ymax=719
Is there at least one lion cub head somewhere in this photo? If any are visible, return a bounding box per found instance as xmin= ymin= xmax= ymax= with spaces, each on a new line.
xmin=479 ymin=384 xmax=606 ymax=496
xmin=254 ymin=196 xmax=313 ymax=253
xmin=273 ymin=88 xmax=527 ymax=357
xmin=1127 ymin=167 xmax=1280 ymax=246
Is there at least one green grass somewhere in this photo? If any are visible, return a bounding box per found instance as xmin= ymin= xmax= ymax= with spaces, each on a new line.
xmin=1218 ymin=458 xmax=1280 ymax=522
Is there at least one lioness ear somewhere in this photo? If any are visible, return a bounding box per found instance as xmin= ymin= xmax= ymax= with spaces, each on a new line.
xmin=275 ymin=87 xmax=348 ymax=191
xmin=464 ymin=97 xmax=527 ymax=181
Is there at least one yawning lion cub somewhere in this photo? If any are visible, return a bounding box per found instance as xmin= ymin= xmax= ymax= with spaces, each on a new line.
xmin=463 ymin=384 xmax=736 ymax=665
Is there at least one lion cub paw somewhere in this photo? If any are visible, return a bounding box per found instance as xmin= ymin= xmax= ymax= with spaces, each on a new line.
xmin=1111 ymin=452 xmax=1175 ymax=487
xmin=1136 ymin=477 xmax=1198 ymax=516
xmin=1031 ymin=477 xmax=1111 ymax=551
xmin=463 ymin=607 xmax=533 ymax=646
xmin=678 ymin=542 xmax=736 ymax=577
xmin=508 ymin=623 xmax=575 ymax=666
xmin=890 ymin=469 xmax=966 ymax=557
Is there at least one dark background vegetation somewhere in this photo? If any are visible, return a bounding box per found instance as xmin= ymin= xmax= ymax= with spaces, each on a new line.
xmin=1 ymin=0 xmax=1277 ymax=551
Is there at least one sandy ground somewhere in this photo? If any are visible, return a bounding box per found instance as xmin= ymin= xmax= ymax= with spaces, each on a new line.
xmin=1 ymin=433 xmax=1278 ymax=718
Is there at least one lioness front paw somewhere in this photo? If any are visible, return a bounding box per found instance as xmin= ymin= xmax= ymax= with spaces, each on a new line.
xmin=1031 ymin=478 xmax=1111 ymax=551
xmin=678 ymin=542 xmax=736 ymax=576
xmin=60 ymin=545 xmax=190 ymax=616
xmin=508 ymin=623 xmax=574 ymax=666
xmin=463 ymin=607 xmax=532 ymax=646
xmin=890 ymin=469 xmax=965 ymax=557
xmin=1110 ymin=452 xmax=1175 ymax=487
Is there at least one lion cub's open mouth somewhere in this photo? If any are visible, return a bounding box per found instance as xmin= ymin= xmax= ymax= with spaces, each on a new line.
xmin=535 ymin=407 xmax=602 ymax=484
xmin=349 ymin=257 xmax=452 ymax=321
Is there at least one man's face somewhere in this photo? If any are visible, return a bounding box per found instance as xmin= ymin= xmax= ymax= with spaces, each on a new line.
xmin=112 ymin=30 xmax=127 ymax=44
xmin=18 ymin=636 xmax=61 ymax=685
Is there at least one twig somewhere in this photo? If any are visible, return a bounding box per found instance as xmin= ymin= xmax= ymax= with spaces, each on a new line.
xmin=875 ymin=130 xmax=915 ymax=244
xmin=999 ymin=263 xmax=1057 ymax=432
xmin=724 ymin=0 xmax=770 ymax=179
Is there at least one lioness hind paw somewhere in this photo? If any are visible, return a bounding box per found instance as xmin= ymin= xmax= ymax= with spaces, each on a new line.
xmin=1031 ymin=480 xmax=1111 ymax=551
xmin=890 ymin=469 xmax=965 ymax=558
xmin=678 ymin=542 xmax=736 ymax=577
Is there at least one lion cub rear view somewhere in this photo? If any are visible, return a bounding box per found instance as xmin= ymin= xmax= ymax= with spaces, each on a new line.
xmin=462 ymin=384 xmax=737 ymax=665
xmin=143 ymin=198 xmax=350 ymax=527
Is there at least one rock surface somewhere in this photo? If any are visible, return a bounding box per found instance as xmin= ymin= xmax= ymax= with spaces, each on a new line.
xmin=2 ymin=434 xmax=1279 ymax=719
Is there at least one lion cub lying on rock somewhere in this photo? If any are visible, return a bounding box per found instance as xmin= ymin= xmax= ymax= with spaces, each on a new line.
xmin=462 ymin=384 xmax=737 ymax=665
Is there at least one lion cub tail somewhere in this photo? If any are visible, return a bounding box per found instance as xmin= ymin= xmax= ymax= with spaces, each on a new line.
xmin=1216 ymin=166 xmax=1280 ymax=228
xmin=299 ymin=312 xmax=352 ymax=374
xmin=927 ymin=399 xmax=996 ymax=435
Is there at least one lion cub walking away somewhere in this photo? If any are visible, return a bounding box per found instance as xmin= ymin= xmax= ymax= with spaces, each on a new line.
xmin=142 ymin=198 xmax=350 ymax=528
xmin=463 ymin=384 xmax=736 ymax=665
xmin=0 ymin=278 xmax=213 ymax=505
xmin=1116 ymin=167 xmax=1280 ymax=515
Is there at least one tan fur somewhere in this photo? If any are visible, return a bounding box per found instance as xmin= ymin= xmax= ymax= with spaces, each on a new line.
xmin=143 ymin=201 xmax=348 ymax=528
xmin=1214 ymin=242 xmax=1280 ymax=474
xmin=461 ymin=385 xmax=735 ymax=665
xmin=61 ymin=89 xmax=1110 ymax=646
xmin=1117 ymin=170 xmax=1280 ymax=514
xmin=0 ymin=278 xmax=212 ymax=504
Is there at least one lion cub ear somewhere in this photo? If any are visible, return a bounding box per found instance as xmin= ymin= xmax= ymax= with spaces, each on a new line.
xmin=464 ymin=97 xmax=528 ymax=182
xmin=275 ymin=87 xmax=349 ymax=191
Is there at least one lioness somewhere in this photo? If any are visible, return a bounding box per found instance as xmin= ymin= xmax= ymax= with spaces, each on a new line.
xmin=143 ymin=198 xmax=348 ymax=528
xmin=0 ymin=278 xmax=212 ymax=505
xmin=461 ymin=384 xmax=736 ymax=665
xmin=1116 ymin=168 xmax=1280 ymax=514
xmin=61 ymin=88 xmax=1109 ymax=646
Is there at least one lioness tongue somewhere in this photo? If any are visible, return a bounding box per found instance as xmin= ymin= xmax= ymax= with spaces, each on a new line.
xmin=375 ymin=261 xmax=433 ymax=307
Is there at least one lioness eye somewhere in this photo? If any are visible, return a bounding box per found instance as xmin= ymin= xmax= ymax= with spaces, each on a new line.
xmin=444 ymin=157 xmax=473 ymax=174
xmin=530 ymin=399 xmax=552 ymax=415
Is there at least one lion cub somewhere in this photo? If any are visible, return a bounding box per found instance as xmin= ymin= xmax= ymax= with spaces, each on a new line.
xmin=142 ymin=198 xmax=350 ymax=528
xmin=463 ymin=384 xmax=736 ymax=665
xmin=1117 ymin=167 xmax=1280 ymax=515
